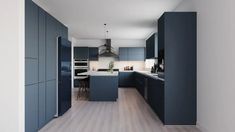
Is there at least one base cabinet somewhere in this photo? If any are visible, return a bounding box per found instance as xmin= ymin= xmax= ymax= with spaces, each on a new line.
xmin=119 ymin=72 xmax=134 ymax=87
xmin=147 ymin=77 xmax=164 ymax=123
xmin=134 ymin=72 xmax=146 ymax=97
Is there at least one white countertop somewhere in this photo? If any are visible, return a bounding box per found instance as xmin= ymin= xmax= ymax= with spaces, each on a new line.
xmin=136 ymin=71 xmax=165 ymax=81
xmin=77 ymin=71 xmax=119 ymax=76
xmin=75 ymin=70 xmax=164 ymax=80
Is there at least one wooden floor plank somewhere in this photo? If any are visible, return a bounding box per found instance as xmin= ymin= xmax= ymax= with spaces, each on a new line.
xmin=39 ymin=88 xmax=201 ymax=132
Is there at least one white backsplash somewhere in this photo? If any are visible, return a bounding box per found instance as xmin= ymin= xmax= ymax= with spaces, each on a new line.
xmin=90 ymin=57 xmax=145 ymax=71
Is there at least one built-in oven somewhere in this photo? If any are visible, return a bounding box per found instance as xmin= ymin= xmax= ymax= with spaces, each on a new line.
xmin=74 ymin=59 xmax=89 ymax=79
xmin=74 ymin=68 xmax=88 ymax=76
xmin=74 ymin=60 xmax=89 ymax=68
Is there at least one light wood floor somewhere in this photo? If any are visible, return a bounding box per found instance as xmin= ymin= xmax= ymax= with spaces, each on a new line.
xmin=39 ymin=88 xmax=201 ymax=132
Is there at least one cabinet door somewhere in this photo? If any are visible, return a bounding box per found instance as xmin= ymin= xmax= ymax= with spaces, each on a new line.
xmin=146 ymin=34 xmax=155 ymax=59
xmin=118 ymin=72 xmax=126 ymax=87
xmin=46 ymin=80 xmax=56 ymax=122
xmin=119 ymin=72 xmax=134 ymax=87
xmin=147 ymin=78 xmax=165 ymax=123
xmin=25 ymin=0 xmax=38 ymax=58
xmin=38 ymin=82 xmax=46 ymax=129
xmin=25 ymin=59 xmax=38 ymax=85
xmin=74 ymin=47 xmax=89 ymax=60
xmin=38 ymin=8 xmax=46 ymax=82
xmin=89 ymin=47 xmax=99 ymax=61
xmin=134 ymin=73 xmax=145 ymax=97
xmin=46 ymin=14 xmax=58 ymax=80
xmin=128 ymin=47 xmax=145 ymax=61
xmin=119 ymin=48 xmax=128 ymax=61
xmin=25 ymin=84 xmax=38 ymax=132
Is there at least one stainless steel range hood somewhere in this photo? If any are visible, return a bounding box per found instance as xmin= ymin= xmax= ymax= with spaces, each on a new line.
xmin=99 ymin=39 xmax=118 ymax=57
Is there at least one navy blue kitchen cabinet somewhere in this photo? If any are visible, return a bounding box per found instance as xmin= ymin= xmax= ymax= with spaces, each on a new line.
xmin=74 ymin=47 xmax=89 ymax=60
xmin=25 ymin=84 xmax=38 ymax=132
xmin=147 ymin=77 xmax=165 ymax=123
xmin=25 ymin=1 xmax=68 ymax=131
xmin=159 ymin=12 xmax=197 ymax=125
xmin=128 ymin=47 xmax=145 ymax=61
xmin=46 ymin=14 xmax=58 ymax=80
xmin=46 ymin=80 xmax=57 ymax=122
xmin=146 ymin=33 xmax=157 ymax=59
xmin=134 ymin=72 xmax=146 ymax=97
xmin=90 ymin=76 xmax=118 ymax=101
xmin=38 ymin=8 xmax=46 ymax=83
xmin=119 ymin=48 xmax=128 ymax=60
xmin=119 ymin=47 xmax=145 ymax=61
xmin=119 ymin=72 xmax=134 ymax=87
xmin=25 ymin=59 xmax=38 ymax=85
xmin=38 ymin=82 xmax=46 ymax=129
xmin=25 ymin=0 xmax=38 ymax=58
xmin=25 ymin=0 xmax=39 ymax=131
xmin=89 ymin=47 xmax=99 ymax=61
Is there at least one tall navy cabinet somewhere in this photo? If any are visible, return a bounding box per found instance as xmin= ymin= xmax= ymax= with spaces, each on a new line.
xmin=158 ymin=12 xmax=197 ymax=125
xmin=25 ymin=0 xmax=39 ymax=132
xmin=25 ymin=0 xmax=68 ymax=131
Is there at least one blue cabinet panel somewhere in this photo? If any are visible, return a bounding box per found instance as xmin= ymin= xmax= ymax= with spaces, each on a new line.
xmin=90 ymin=76 xmax=118 ymax=101
xmin=119 ymin=48 xmax=128 ymax=61
xmin=46 ymin=80 xmax=56 ymax=122
xmin=159 ymin=12 xmax=196 ymax=125
xmin=134 ymin=72 xmax=146 ymax=97
xmin=147 ymin=78 xmax=165 ymax=123
xmin=25 ymin=59 xmax=38 ymax=85
xmin=38 ymin=8 xmax=46 ymax=82
xmin=119 ymin=47 xmax=145 ymax=61
xmin=128 ymin=47 xmax=145 ymax=61
xmin=74 ymin=47 xmax=89 ymax=60
xmin=25 ymin=0 xmax=38 ymax=58
xmin=119 ymin=72 xmax=134 ymax=87
xmin=25 ymin=84 xmax=38 ymax=132
xmin=46 ymin=14 xmax=57 ymax=80
xmin=38 ymin=82 xmax=46 ymax=129
xmin=146 ymin=33 xmax=157 ymax=59
xmin=89 ymin=47 xmax=99 ymax=61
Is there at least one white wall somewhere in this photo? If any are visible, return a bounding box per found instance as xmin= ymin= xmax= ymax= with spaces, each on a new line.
xmin=175 ymin=0 xmax=235 ymax=132
xmin=0 ymin=0 xmax=25 ymax=132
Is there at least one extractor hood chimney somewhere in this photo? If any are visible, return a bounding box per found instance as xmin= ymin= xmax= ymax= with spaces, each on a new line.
xmin=99 ymin=39 xmax=118 ymax=57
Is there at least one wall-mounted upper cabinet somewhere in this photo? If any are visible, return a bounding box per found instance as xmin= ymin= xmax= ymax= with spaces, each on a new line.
xmin=119 ymin=48 xmax=128 ymax=60
xmin=146 ymin=33 xmax=158 ymax=59
xmin=74 ymin=47 xmax=89 ymax=60
xmin=89 ymin=47 xmax=99 ymax=61
xmin=119 ymin=47 xmax=145 ymax=61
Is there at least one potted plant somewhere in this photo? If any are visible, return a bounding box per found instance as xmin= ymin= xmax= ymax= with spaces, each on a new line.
xmin=108 ymin=61 xmax=114 ymax=73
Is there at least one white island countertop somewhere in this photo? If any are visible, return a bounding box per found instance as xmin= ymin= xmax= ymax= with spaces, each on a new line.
xmin=77 ymin=71 xmax=119 ymax=76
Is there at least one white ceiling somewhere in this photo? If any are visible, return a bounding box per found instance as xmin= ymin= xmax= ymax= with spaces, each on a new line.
xmin=34 ymin=0 xmax=182 ymax=39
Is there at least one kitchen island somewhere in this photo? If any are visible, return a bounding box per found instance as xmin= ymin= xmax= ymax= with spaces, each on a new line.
xmin=89 ymin=71 xmax=118 ymax=101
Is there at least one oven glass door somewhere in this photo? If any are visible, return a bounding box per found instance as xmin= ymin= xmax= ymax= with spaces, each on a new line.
xmin=75 ymin=69 xmax=88 ymax=76
xmin=74 ymin=62 xmax=88 ymax=67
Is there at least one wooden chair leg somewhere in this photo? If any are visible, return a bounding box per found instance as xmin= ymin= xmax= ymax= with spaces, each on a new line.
xmin=77 ymin=87 xmax=80 ymax=100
